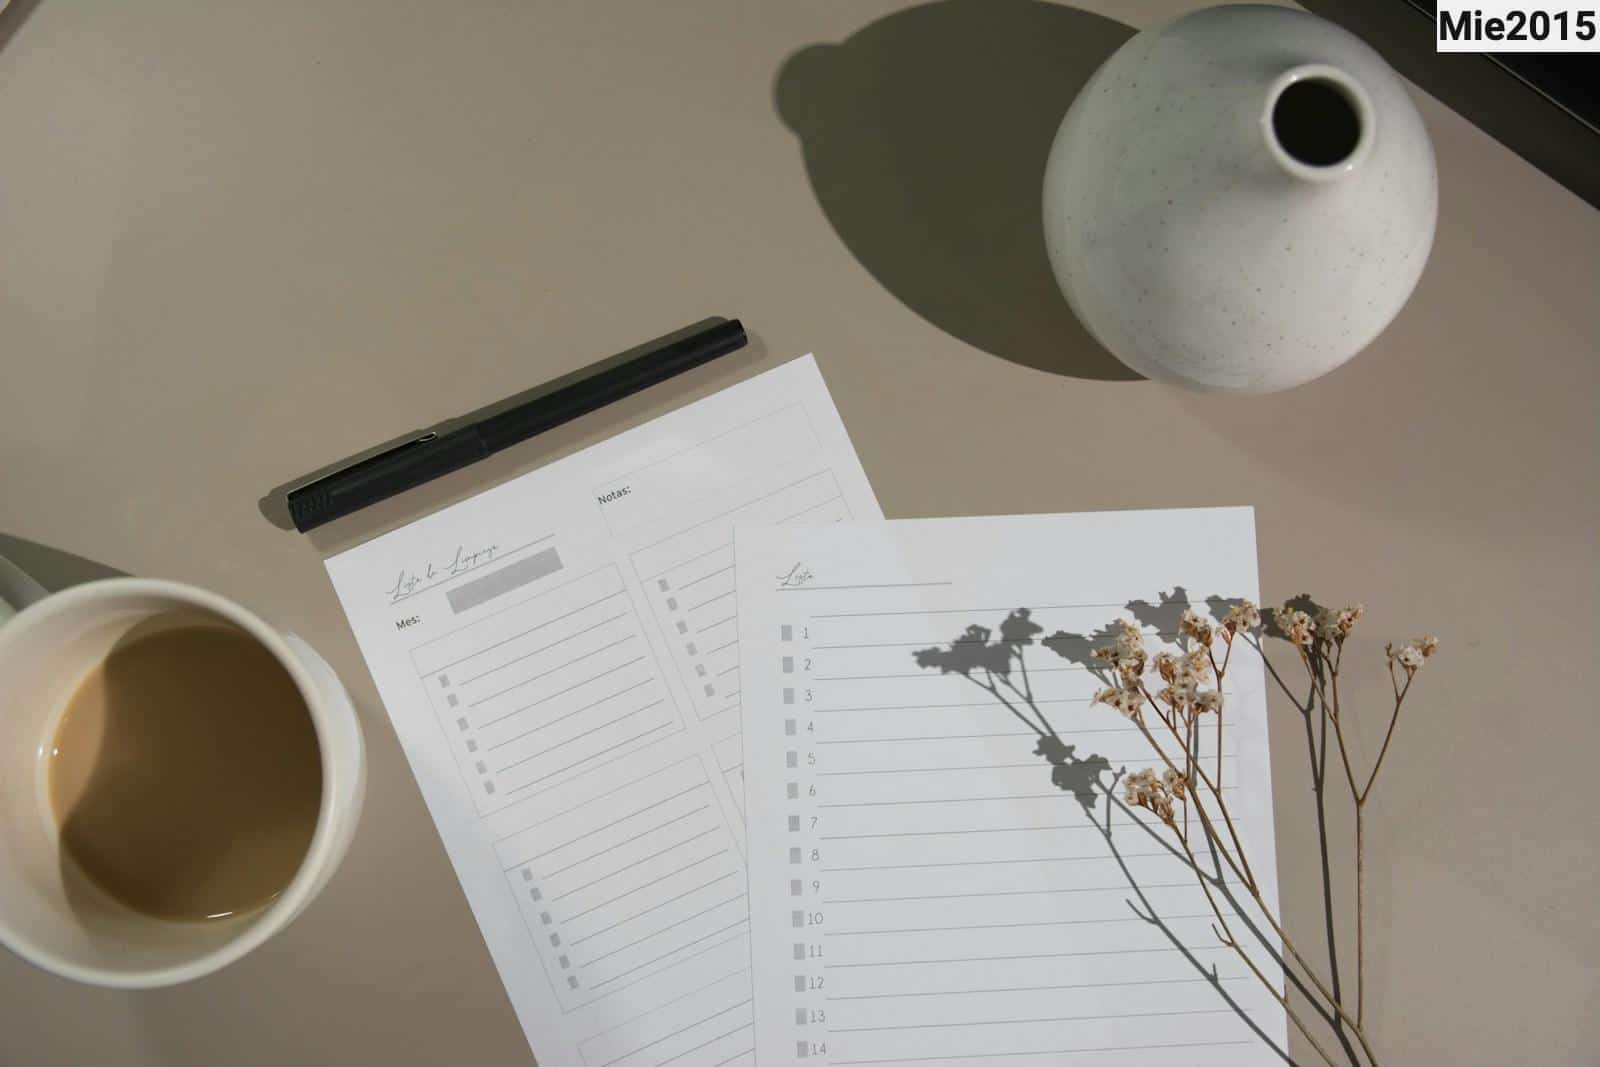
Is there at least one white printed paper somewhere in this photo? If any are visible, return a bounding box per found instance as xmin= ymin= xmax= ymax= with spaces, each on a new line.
xmin=736 ymin=510 xmax=1288 ymax=1065
xmin=325 ymin=356 xmax=881 ymax=1067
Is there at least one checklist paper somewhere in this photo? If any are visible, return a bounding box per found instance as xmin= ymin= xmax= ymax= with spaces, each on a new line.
xmin=324 ymin=356 xmax=880 ymax=1067
xmin=736 ymin=511 xmax=1288 ymax=1065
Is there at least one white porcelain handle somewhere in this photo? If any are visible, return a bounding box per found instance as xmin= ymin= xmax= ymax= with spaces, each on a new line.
xmin=0 ymin=553 xmax=48 ymax=626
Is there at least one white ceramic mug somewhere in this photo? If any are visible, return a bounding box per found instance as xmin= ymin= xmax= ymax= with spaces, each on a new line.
xmin=0 ymin=563 xmax=365 ymax=988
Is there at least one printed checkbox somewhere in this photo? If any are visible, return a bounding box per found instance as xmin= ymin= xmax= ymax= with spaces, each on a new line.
xmin=568 ymin=976 xmax=579 ymax=989
xmin=484 ymin=781 xmax=496 ymax=794
xmin=794 ymin=975 xmax=807 ymax=993
xmin=789 ymin=847 xmax=802 ymax=864
xmin=795 ymin=1008 xmax=808 ymax=1025
xmin=704 ymin=684 xmax=715 ymax=696
xmin=521 ymin=869 xmax=534 ymax=883
xmin=466 ymin=739 xmax=478 ymax=753
xmin=456 ymin=717 xmax=469 ymax=731
xmin=784 ymin=719 xmax=797 ymax=736
xmin=549 ymin=933 xmax=561 ymax=947
xmin=783 ymin=656 xmax=795 ymax=673
xmin=783 ymin=688 xmax=795 ymax=704
xmin=788 ymin=815 xmax=801 ymax=832
xmin=786 ymin=751 xmax=798 ymax=768
xmin=781 ymin=625 xmax=793 ymax=641
xmin=677 ymin=621 xmax=689 ymax=634
xmin=666 ymin=597 xmax=679 ymax=610
xmin=531 ymin=887 xmax=543 ymax=901
xmin=539 ymin=910 xmax=551 ymax=924
xmin=796 ymin=1041 xmax=810 ymax=1058
xmin=793 ymin=943 xmax=806 ymax=961
xmin=787 ymin=782 xmax=800 ymax=799
xmin=790 ymin=879 xmax=803 ymax=896
xmin=475 ymin=760 xmax=488 ymax=774
xmin=438 ymin=674 xmax=449 ymax=688
xmin=446 ymin=693 xmax=459 ymax=707
xmin=686 ymin=642 xmax=698 ymax=655
xmin=558 ymin=954 xmax=570 ymax=969
xmin=658 ymin=579 xmax=670 ymax=591
xmin=695 ymin=664 xmax=707 ymax=677
xmin=792 ymin=910 xmax=804 ymax=928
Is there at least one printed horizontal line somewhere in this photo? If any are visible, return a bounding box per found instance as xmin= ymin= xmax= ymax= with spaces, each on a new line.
xmin=583 ymin=894 xmax=748 ymax=968
xmin=833 ymin=1005 xmax=1246 ymax=1034
xmin=596 ymin=997 xmax=751 ymax=1067
xmin=501 ymin=784 xmax=708 ymax=869
xmin=696 ymin=614 xmax=737 ymax=634
xmin=833 ymin=1038 xmax=1251 ymax=1064
xmin=829 ymin=974 xmax=1254 ymax=1001
xmin=825 ymin=880 xmax=1196 ymax=905
xmin=490 ymin=755 xmax=702 ymax=842
xmin=496 ymin=700 xmax=665 ymax=773
xmin=656 ymin=1022 xmax=752 ymax=1067
xmin=470 ymin=636 xmax=638 ymax=706
xmin=583 ymin=928 xmax=750 ymax=1007
xmin=569 ymin=873 xmax=740 ymax=946
xmin=479 ymin=656 xmax=647 ymax=726
xmin=821 ymin=850 xmax=1171 ymax=873
xmin=830 ymin=943 xmax=1228 ymax=970
xmin=688 ymin=589 xmax=735 ymax=612
xmin=581 ymin=965 xmax=749 ymax=1044
xmin=814 ymin=697 xmax=1089 ymax=715
xmin=816 ymin=755 xmax=1238 ymax=777
xmin=777 ymin=494 xmax=842 ymax=523
xmin=587 ymin=918 xmax=749 ymax=990
xmin=780 ymin=582 xmax=953 ymax=592
xmin=633 ymin=470 xmax=830 ymax=554
xmin=830 ymin=912 xmax=1211 ymax=936
xmin=504 ymin=722 xmax=673 ymax=795
xmin=816 ymin=630 xmax=1187 ymax=650
xmin=521 ymin=805 xmax=708 ymax=881
xmin=813 ymin=601 xmax=1150 ymax=620
xmin=488 ymin=679 xmax=654 ymax=751
xmin=704 ymin=639 xmax=737 ymax=656
xmin=643 ymin=543 xmax=731 ymax=583
xmin=553 ymin=828 xmax=723 ymax=903
xmin=418 ymin=582 xmax=622 ymax=669
xmin=564 ymin=850 xmax=731 ymax=922
xmin=815 ymin=666 xmax=1088 ymax=681
xmin=456 ymin=613 xmax=628 ymax=686
xmin=677 ymin=564 xmax=734 ymax=592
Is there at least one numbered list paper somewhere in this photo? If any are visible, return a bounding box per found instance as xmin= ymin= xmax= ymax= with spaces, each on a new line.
xmin=736 ymin=510 xmax=1289 ymax=1066
xmin=325 ymin=356 xmax=881 ymax=1067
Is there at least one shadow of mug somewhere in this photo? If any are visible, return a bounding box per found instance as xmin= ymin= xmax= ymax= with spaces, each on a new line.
xmin=775 ymin=0 xmax=1141 ymax=382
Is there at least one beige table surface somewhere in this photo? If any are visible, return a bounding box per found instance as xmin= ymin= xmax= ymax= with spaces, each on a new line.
xmin=2 ymin=1 xmax=1596 ymax=1064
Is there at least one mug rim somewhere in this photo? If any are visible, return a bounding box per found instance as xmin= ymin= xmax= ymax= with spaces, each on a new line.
xmin=0 ymin=577 xmax=349 ymax=989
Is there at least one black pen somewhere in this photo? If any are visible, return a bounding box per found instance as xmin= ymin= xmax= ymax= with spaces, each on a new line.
xmin=287 ymin=317 xmax=748 ymax=532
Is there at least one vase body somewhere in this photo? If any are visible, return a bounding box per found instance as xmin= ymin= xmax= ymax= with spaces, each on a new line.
xmin=1042 ymin=4 xmax=1437 ymax=393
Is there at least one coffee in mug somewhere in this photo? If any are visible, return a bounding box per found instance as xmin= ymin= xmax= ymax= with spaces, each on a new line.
xmin=49 ymin=623 xmax=323 ymax=922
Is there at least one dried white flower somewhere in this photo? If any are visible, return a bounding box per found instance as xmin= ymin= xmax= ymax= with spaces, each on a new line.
xmin=1221 ymin=600 xmax=1261 ymax=635
xmin=1094 ymin=686 xmax=1144 ymax=719
xmin=1387 ymin=635 xmax=1439 ymax=674
xmin=1275 ymin=606 xmax=1317 ymax=648
xmin=1194 ymin=690 xmax=1223 ymax=713
xmin=1124 ymin=767 xmax=1178 ymax=822
xmin=1180 ymin=609 xmax=1215 ymax=647
xmin=1317 ymin=604 xmax=1364 ymax=643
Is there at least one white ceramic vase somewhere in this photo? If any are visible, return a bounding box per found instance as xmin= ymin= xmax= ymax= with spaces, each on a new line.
xmin=1042 ymin=4 xmax=1437 ymax=393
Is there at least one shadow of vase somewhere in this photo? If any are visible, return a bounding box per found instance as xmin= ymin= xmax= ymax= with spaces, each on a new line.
xmin=775 ymin=0 xmax=1141 ymax=382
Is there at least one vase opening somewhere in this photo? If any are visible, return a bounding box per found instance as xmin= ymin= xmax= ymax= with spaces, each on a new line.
xmin=1264 ymin=65 xmax=1374 ymax=180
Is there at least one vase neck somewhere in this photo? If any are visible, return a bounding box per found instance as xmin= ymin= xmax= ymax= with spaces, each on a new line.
xmin=1262 ymin=64 xmax=1375 ymax=183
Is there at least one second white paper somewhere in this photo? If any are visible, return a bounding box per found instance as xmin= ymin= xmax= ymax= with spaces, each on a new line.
xmin=737 ymin=509 xmax=1288 ymax=1066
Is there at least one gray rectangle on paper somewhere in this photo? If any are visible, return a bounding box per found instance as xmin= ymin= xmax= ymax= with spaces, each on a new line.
xmin=446 ymin=547 xmax=564 ymax=613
